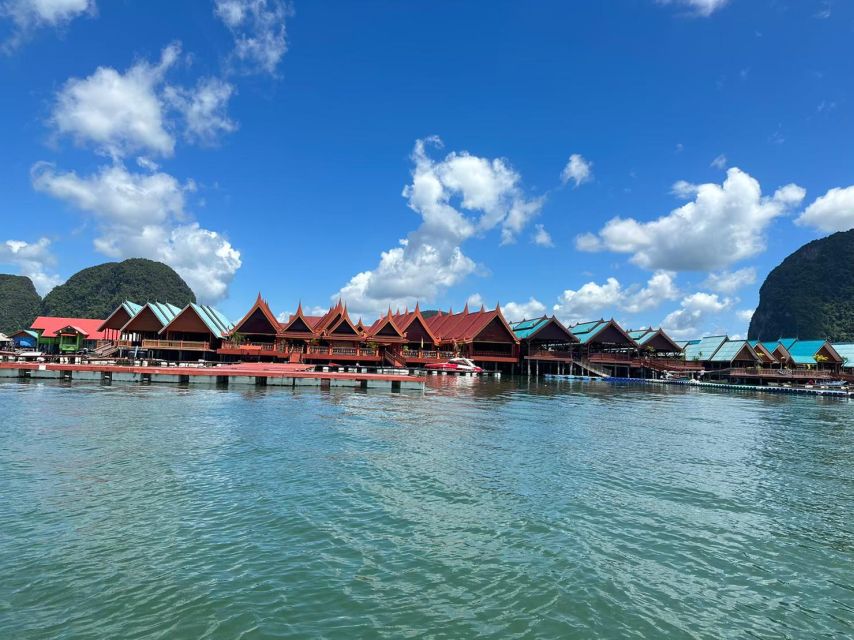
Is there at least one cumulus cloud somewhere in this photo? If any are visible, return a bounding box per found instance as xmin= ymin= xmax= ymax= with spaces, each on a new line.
xmin=560 ymin=153 xmax=592 ymax=187
xmin=51 ymin=42 xmax=180 ymax=157
xmin=703 ymin=267 xmax=756 ymax=294
xmin=164 ymin=77 xmax=237 ymax=145
xmin=796 ymin=186 xmax=854 ymax=233
xmin=336 ymin=137 xmax=543 ymax=317
xmin=214 ymin=0 xmax=288 ymax=75
xmin=0 ymin=237 xmax=63 ymax=295
xmin=658 ymin=0 xmax=729 ymax=17
xmin=532 ymin=224 xmax=554 ymax=247
xmin=576 ymin=168 xmax=805 ymax=271
xmin=661 ymin=291 xmax=732 ymax=338
xmin=2 ymin=0 xmax=94 ymax=49
xmin=736 ymin=309 xmax=754 ymax=322
xmin=51 ymin=43 xmax=238 ymax=157
xmin=552 ymin=271 xmax=679 ymax=325
xmin=504 ymin=297 xmax=546 ymax=321
xmin=32 ymin=162 xmax=240 ymax=302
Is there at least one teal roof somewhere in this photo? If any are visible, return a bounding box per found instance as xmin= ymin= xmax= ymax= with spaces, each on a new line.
xmin=627 ymin=329 xmax=650 ymax=341
xmin=786 ymin=340 xmax=838 ymax=365
xmin=190 ymin=303 xmax=234 ymax=338
xmin=147 ymin=301 xmax=182 ymax=326
xmin=122 ymin=300 xmax=143 ymax=316
xmin=832 ymin=343 xmax=854 ymax=368
xmin=709 ymin=339 xmax=757 ymax=363
xmin=570 ymin=320 xmax=604 ymax=336
xmin=778 ymin=338 xmax=798 ymax=350
xmin=683 ymin=335 xmax=727 ymax=361
xmin=510 ymin=316 xmax=550 ymax=339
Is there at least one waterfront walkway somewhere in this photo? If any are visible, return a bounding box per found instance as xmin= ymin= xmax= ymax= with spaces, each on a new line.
xmin=0 ymin=362 xmax=425 ymax=391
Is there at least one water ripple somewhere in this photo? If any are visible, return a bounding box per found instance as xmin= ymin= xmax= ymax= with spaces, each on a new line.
xmin=0 ymin=378 xmax=852 ymax=638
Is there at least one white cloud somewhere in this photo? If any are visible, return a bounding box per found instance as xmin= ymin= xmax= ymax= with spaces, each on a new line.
xmin=621 ymin=271 xmax=680 ymax=313
xmin=560 ymin=153 xmax=592 ymax=187
xmin=553 ymin=278 xmax=622 ymax=325
xmin=164 ymin=77 xmax=237 ymax=145
xmin=51 ymin=43 xmax=238 ymax=157
xmin=553 ymin=271 xmax=680 ymax=326
xmin=711 ymin=154 xmax=727 ymax=169
xmin=31 ymin=162 xmax=240 ymax=302
xmin=658 ymin=0 xmax=729 ymax=17
xmin=703 ymin=267 xmax=756 ymax=294
xmin=336 ymin=137 xmax=542 ymax=317
xmin=32 ymin=162 xmax=187 ymax=227
xmin=796 ymin=186 xmax=854 ymax=233
xmin=532 ymin=224 xmax=554 ymax=247
xmin=51 ymin=42 xmax=180 ymax=158
xmin=577 ymin=168 xmax=805 ymax=271
xmin=661 ymin=291 xmax=732 ymax=338
xmin=0 ymin=237 xmax=63 ymax=295
xmin=671 ymin=179 xmax=698 ymax=199
xmin=214 ymin=0 xmax=288 ymax=75
xmin=466 ymin=293 xmax=484 ymax=309
xmin=736 ymin=309 xmax=754 ymax=322
xmin=504 ymin=297 xmax=546 ymax=321
xmin=1 ymin=0 xmax=94 ymax=49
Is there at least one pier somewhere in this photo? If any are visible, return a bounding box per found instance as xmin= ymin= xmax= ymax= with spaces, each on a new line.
xmin=0 ymin=362 xmax=425 ymax=391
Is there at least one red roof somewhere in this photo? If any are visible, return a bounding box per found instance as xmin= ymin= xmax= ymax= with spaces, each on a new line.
xmin=423 ymin=305 xmax=518 ymax=344
xmin=30 ymin=316 xmax=108 ymax=340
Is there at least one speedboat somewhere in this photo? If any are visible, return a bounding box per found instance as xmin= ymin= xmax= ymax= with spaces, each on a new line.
xmin=425 ymin=357 xmax=483 ymax=373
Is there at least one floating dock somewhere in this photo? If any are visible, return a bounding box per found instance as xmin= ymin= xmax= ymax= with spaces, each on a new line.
xmin=0 ymin=362 xmax=425 ymax=391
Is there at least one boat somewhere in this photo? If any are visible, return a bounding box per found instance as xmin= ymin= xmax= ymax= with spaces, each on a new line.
xmin=424 ymin=357 xmax=483 ymax=373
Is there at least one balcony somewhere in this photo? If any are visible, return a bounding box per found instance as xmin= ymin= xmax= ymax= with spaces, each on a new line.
xmin=142 ymin=339 xmax=210 ymax=351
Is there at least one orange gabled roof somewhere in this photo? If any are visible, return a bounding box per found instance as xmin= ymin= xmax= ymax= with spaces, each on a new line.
xmin=325 ymin=304 xmax=362 ymax=337
xmin=393 ymin=302 xmax=439 ymax=344
xmin=231 ymin=293 xmax=282 ymax=336
xmin=365 ymin=310 xmax=406 ymax=340
xmin=425 ymin=305 xmax=519 ymax=344
xmin=281 ymin=302 xmax=320 ymax=336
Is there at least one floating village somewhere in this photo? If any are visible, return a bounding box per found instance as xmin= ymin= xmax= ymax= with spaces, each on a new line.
xmin=1 ymin=293 xmax=853 ymax=396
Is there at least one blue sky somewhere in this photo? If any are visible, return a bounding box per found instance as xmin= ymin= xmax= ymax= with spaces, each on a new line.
xmin=1 ymin=0 xmax=852 ymax=338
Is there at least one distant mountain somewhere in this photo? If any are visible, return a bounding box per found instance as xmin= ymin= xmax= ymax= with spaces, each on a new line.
xmin=0 ymin=275 xmax=42 ymax=334
xmin=748 ymin=229 xmax=854 ymax=341
xmin=41 ymin=258 xmax=196 ymax=319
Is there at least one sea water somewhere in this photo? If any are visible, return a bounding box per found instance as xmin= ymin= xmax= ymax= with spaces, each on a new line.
xmin=1 ymin=378 xmax=852 ymax=638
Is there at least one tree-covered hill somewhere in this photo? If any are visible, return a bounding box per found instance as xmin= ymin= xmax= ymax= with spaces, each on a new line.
xmin=41 ymin=258 xmax=196 ymax=319
xmin=748 ymin=229 xmax=854 ymax=341
xmin=0 ymin=275 xmax=42 ymax=334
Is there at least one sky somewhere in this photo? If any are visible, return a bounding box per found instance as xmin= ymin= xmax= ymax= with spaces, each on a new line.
xmin=1 ymin=0 xmax=852 ymax=338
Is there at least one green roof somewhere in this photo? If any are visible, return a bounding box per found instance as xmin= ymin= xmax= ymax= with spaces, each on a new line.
xmin=778 ymin=338 xmax=798 ymax=350
xmin=148 ymin=301 xmax=182 ymax=326
xmin=832 ymin=343 xmax=854 ymax=368
xmin=786 ymin=340 xmax=838 ymax=365
xmin=190 ymin=303 xmax=234 ymax=338
xmin=709 ymin=339 xmax=757 ymax=363
xmin=510 ymin=316 xmax=550 ymax=339
xmin=683 ymin=335 xmax=727 ymax=361
xmin=122 ymin=300 xmax=143 ymax=316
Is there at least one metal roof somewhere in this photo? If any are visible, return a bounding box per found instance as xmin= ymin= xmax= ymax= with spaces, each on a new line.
xmin=510 ymin=317 xmax=549 ymax=339
xmin=682 ymin=335 xmax=727 ymax=361
xmin=832 ymin=343 xmax=854 ymax=368
xmin=709 ymin=339 xmax=757 ymax=363
xmin=148 ymin=302 xmax=182 ymax=326
xmin=786 ymin=340 xmax=840 ymax=365
xmin=778 ymin=338 xmax=798 ymax=350
xmin=191 ymin=303 xmax=234 ymax=338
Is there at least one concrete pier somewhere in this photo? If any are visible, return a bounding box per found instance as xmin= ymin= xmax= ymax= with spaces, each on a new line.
xmin=0 ymin=362 xmax=424 ymax=392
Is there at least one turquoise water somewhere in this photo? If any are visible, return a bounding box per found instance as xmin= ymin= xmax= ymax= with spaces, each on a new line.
xmin=1 ymin=378 xmax=852 ymax=639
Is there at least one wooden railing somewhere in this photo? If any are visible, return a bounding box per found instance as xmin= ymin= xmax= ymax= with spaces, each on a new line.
xmin=305 ymin=346 xmax=379 ymax=357
xmin=142 ymin=339 xmax=210 ymax=351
